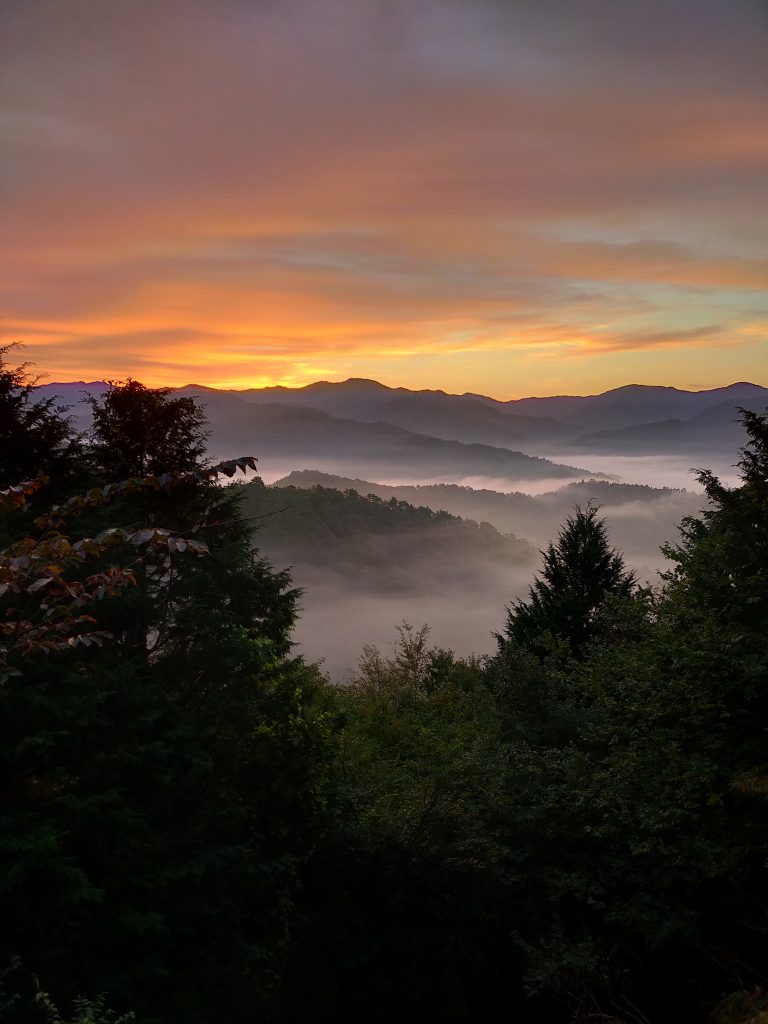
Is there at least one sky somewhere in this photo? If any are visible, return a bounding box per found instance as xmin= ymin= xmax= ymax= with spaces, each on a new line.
xmin=2 ymin=0 xmax=767 ymax=399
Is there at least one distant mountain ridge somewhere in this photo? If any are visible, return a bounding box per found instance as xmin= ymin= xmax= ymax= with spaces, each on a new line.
xmin=35 ymin=380 xmax=599 ymax=484
xmin=36 ymin=378 xmax=768 ymax=462
xmin=192 ymin=378 xmax=768 ymax=453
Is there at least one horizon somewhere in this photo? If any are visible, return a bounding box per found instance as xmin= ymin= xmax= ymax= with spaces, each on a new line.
xmin=37 ymin=374 xmax=768 ymax=404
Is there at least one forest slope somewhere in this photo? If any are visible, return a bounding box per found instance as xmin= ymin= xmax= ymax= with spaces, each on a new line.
xmin=239 ymin=480 xmax=536 ymax=673
xmin=274 ymin=470 xmax=705 ymax=565
xmin=240 ymin=480 xmax=534 ymax=594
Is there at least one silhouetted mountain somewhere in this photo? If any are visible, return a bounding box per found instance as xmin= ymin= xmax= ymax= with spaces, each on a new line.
xmin=218 ymin=378 xmax=768 ymax=453
xmin=166 ymin=385 xmax=596 ymax=482
xmin=36 ymin=381 xmax=597 ymax=484
xmin=490 ymin=381 xmax=768 ymax=431
xmin=230 ymin=378 xmax=570 ymax=446
xmin=565 ymin=397 xmax=764 ymax=454
xmin=36 ymin=377 xmax=768 ymax=466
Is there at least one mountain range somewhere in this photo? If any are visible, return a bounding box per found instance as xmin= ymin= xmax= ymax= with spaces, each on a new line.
xmin=35 ymin=378 xmax=768 ymax=482
xmin=33 ymin=380 xmax=594 ymax=484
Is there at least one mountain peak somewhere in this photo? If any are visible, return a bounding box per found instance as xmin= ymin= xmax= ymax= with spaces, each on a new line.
xmin=303 ymin=377 xmax=391 ymax=393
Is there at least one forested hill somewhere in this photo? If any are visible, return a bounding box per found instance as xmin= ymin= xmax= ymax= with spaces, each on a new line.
xmin=274 ymin=470 xmax=704 ymax=558
xmin=239 ymin=480 xmax=534 ymax=593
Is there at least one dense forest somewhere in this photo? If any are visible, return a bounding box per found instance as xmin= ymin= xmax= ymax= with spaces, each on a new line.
xmin=2 ymin=349 xmax=768 ymax=1023
xmin=239 ymin=479 xmax=533 ymax=593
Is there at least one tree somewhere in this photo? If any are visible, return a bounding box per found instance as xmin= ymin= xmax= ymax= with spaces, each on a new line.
xmin=1 ymin=381 xmax=333 ymax=1023
xmin=86 ymin=379 xmax=208 ymax=478
xmin=501 ymin=504 xmax=636 ymax=659
xmin=286 ymin=625 xmax=512 ymax=1024
xmin=495 ymin=408 xmax=768 ymax=1018
xmin=0 ymin=344 xmax=84 ymax=496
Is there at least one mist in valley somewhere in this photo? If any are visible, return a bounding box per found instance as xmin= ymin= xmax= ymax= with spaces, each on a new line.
xmin=289 ymin=579 xmax=523 ymax=681
xmin=244 ymin=456 xmax=712 ymax=678
xmin=536 ymin=452 xmax=743 ymax=492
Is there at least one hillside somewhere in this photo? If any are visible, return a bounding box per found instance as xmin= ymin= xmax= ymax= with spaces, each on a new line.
xmin=237 ymin=479 xmax=538 ymax=673
xmin=274 ymin=470 xmax=705 ymax=567
xmin=239 ymin=479 xmax=534 ymax=594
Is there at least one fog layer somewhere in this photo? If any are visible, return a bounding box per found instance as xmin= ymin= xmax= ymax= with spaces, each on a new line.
xmin=243 ymin=470 xmax=708 ymax=677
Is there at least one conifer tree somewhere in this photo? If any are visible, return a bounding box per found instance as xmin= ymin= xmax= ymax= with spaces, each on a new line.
xmin=502 ymin=504 xmax=635 ymax=658
xmin=86 ymin=378 xmax=208 ymax=478
xmin=0 ymin=344 xmax=85 ymax=502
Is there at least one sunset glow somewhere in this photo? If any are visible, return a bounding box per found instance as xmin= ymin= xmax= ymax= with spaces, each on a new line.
xmin=2 ymin=0 xmax=767 ymax=396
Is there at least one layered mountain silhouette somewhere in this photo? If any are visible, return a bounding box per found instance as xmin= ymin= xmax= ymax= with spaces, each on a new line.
xmin=199 ymin=378 xmax=768 ymax=455
xmin=36 ymin=381 xmax=597 ymax=483
xmin=36 ymin=378 xmax=767 ymax=477
xmin=557 ymin=395 xmax=767 ymax=454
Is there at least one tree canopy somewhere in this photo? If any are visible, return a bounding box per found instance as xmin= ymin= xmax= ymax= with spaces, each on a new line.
xmin=1 ymin=378 xmax=330 ymax=1023
xmin=0 ymin=345 xmax=84 ymax=494
xmin=87 ymin=378 xmax=208 ymax=478
xmin=501 ymin=503 xmax=636 ymax=658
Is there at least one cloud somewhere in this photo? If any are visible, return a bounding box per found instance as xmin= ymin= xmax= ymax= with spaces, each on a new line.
xmin=1 ymin=0 xmax=766 ymax=392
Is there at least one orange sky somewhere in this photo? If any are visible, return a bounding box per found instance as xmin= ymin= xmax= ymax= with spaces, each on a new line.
xmin=2 ymin=0 xmax=767 ymax=399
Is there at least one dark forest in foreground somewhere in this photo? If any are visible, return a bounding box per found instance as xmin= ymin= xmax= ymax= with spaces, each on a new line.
xmin=3 ymin=353 xmax=768 ymax=1024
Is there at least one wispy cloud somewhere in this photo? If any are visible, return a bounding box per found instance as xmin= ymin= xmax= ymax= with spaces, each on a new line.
xmin=1 ymin=0 xmax=766 ymax=394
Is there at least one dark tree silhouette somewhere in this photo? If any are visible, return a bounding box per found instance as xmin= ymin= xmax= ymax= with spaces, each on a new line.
xmin=87 ymin=378 xmax=208 ymax=478
xmin=0 ymin=344 xmax=82 ymax=488
xmin=502 ymin=503 xmax=636 ymax=658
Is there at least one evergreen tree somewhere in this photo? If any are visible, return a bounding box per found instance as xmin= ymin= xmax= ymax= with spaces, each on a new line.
xmin=86 ymin=378 xmax=208 ymax=478
xmin=495 ymin=408 xmax=768 ymax=1018
xmin=502 ymin=504 xmax=636 ymax=659
xmin=0 ymin=345 xmax=84 ymax=497
xmin=1 ymin=380 xmax=333 ymax=1023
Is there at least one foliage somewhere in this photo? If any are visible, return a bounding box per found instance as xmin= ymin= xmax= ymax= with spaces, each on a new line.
xmin=0 ymin=347 xmax=86 ymax=521
xmin=35 ymin=990 xmax=135 ymax=1024
xmin=0 ymin=458 xmax=257 ymax=683
xmin=0 ymin=346 xmax=77 ymax=482
xmin=713 ymin=989 xmax=768 ymax=1024
xmin=0 ymin=379 xmax=333 ymax=1023
xmin=0 ymin=959 xmax=135 ymax=1024
xmin=485 ymin=408 xmax=768 ymax=1017
xmin=502 ymin=503 xmax=636 ymax=658
xmin=283 ymin=624 xmax=517 ymax=1023
xmin=86 ymin=378 xmax=208 ymax=478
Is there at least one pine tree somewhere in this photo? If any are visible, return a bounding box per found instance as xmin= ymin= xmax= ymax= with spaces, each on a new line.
xmin=502 ymin=504 xmax=635 ymax=658
xmin=86 ymin=378 xmax=208 ymax=478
